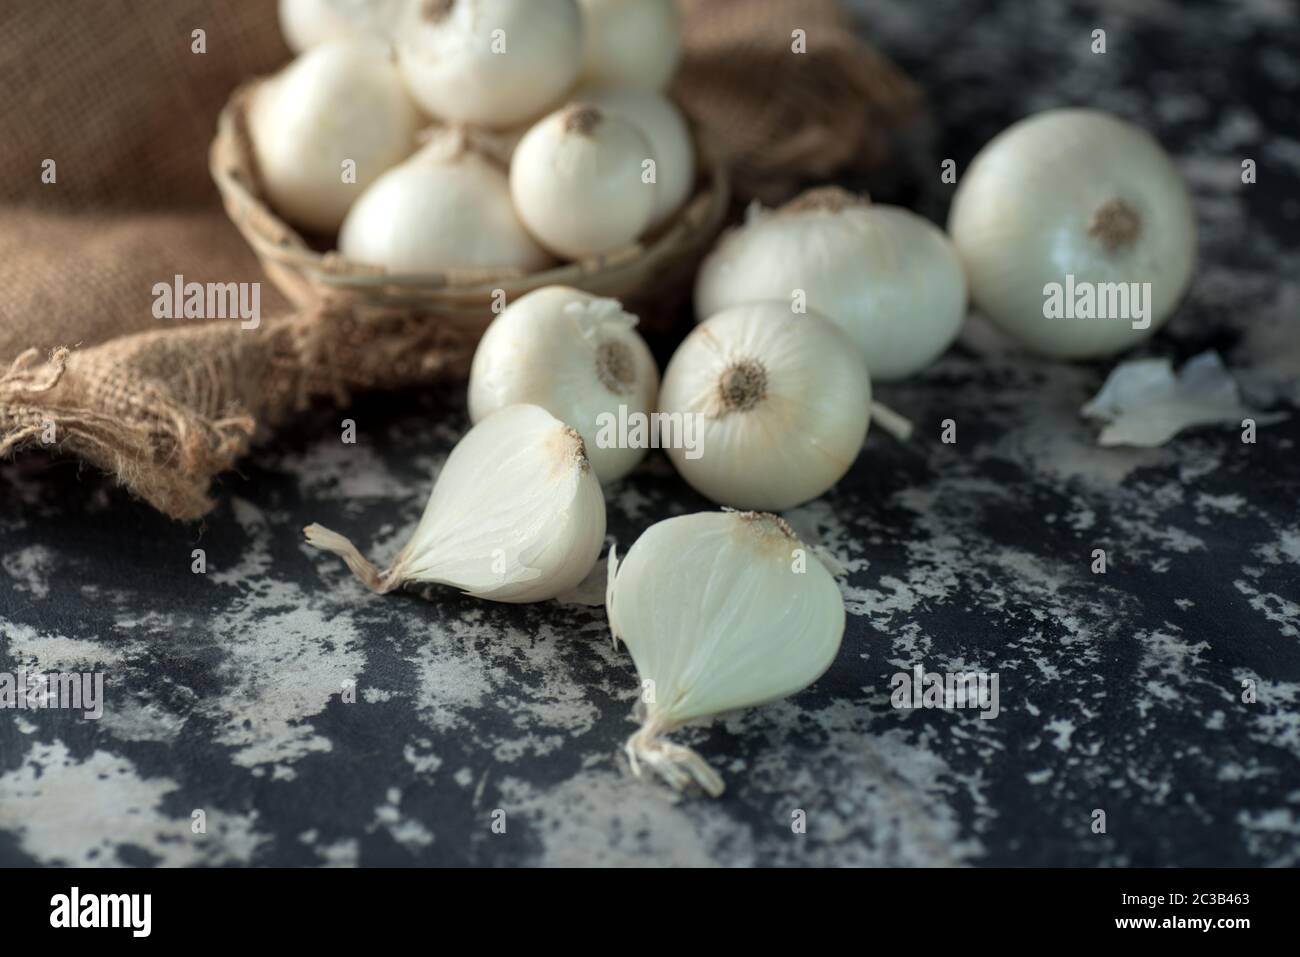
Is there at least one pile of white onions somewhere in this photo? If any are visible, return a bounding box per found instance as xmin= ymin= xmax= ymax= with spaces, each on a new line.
xmin=282 ymin=0 xmax=1200 ymax=800
xmin=254 ymin=0 xmax=694 ymax=272
xmin=306 ymin=283 xmax=882 ymax=796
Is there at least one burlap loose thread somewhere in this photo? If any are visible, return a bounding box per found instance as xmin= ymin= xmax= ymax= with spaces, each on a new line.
xmin=0 ymin=348 xmax=73 ymax=459
xmin=0 ymin=344 xmax=248 ymax=519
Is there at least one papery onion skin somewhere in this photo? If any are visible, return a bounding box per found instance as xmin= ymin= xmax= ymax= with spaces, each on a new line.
xmin=278 ymin=0 xmax=404 ymax=53
xmin=396 ymin=0 xmax=584 ymax=129
xmin=468 ymin=287 xmax=659 ymax=483
xmin=575 ymin=86 xmax=695 ymax=229
xmin=947 ymin=108 xmax=1197 ymax=359
xmin=577 ymin=0 xmax=682 ymax=90
xmin=249 ymin=39 xmax=419 ymax=234
xmin=305 ymin=404 xmax=606 ymax=604
xmin=338 ymin=141 xmax=550 ymax=274
xmin=607 ymin=510 xmax=846 ymax=794
xmin=510 ymin=105 xmax=656 ymax=258
xmin=658 ymin=302 xmax=872 ymax=512
xmin=695 ymin=190 xmax=968 ymax=382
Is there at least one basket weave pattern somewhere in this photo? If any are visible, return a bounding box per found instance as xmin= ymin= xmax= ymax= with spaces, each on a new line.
xmin=210 ymin=81 xmax=732 ymax=329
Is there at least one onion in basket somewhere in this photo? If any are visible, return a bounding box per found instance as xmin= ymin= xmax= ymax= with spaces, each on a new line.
xmin=248 ymin=39 xmax=420 ymax=235
xmin=395 ymin=0 xmax=584 ymax=129
xmin=575 ymin=87 xmax=695 ymax=229
xmin=277 ymin=0 xmax=405 ymax=52
xmin=339 ymin=133 xmax=550 ymax=275
xmin=578 ymin=0 xmax=682 ymax=91
xmin=511 ymin=104 xmax=656 ymax=259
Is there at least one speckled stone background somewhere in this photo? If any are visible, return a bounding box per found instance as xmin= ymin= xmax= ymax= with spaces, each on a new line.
xmin=1 ymin=0 xmax=1297 ymax=867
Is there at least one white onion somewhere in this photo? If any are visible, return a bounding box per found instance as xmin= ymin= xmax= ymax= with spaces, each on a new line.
xmin=395 ymin=0 xmax=584 ymax=129
xmin=607 ymin=510 xmax=845 ymax=795
xmin=948 ymin=108 xmax=1197 ymax=359
xmin=578 ymin=0 xmax=681 ymax=90
xmin=695 ymin=188 xmax=968 ymax=382
xmin=338 ymin=135 xmax=550 ymax=275
xmin=305 ymin=405 xmax=606 ymax=604
xmin=576 ymin=86 xmax=695 ymax=229
xmin=249 ymin=39 xmax=419 ymax=234
xmin=510 ymin=104 xmax=655 ymax=258
xmin=277 ymin=0 xmax=404 ymax=53
xmin=468 ymin=287 xmax=659 ymax=483
xmin=657 ymin=301 xmax=872 ymax=512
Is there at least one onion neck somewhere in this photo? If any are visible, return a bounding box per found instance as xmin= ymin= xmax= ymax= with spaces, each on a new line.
xmin=717 ymin=359 xmax=767 ymax=412
xmin=558 ymin=426 xmax=591 ymax=474
xmin=1088 ymin=198 xmax=1142 ymax=254
xmin=779 ymin=185 xmax=869 ymax=215
xmin=595 ymin=340 xmax=636 ymax=395
xmin=563 ymin=105 xmax=603 ymax=136
xmin=421 ymin=0 xmax=455 ymax=22
xmin=737 ymin=511 xmax=798 ymax=543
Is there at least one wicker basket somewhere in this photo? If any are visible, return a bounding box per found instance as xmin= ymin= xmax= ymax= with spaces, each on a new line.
xmin=209 ymin=80 xmax=731 ymax=332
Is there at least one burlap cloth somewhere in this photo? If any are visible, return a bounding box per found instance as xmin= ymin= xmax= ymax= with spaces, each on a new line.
xmin=0 ymin=0 xmax=919 ymax=520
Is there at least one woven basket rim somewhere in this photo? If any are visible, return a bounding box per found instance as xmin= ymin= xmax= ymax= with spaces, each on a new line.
xmin=209 ymin=78 xmax=731 ymax=301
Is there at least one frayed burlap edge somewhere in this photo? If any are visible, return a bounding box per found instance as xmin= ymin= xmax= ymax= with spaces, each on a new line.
xmin=0 ymin=347 xmax=254 ymax=519
xmin=0 ymin=305 xmax=477 ymax=520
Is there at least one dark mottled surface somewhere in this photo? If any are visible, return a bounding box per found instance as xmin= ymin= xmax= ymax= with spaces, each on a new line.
xmin=1 ymin=0 xmax=1297 ymax=866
